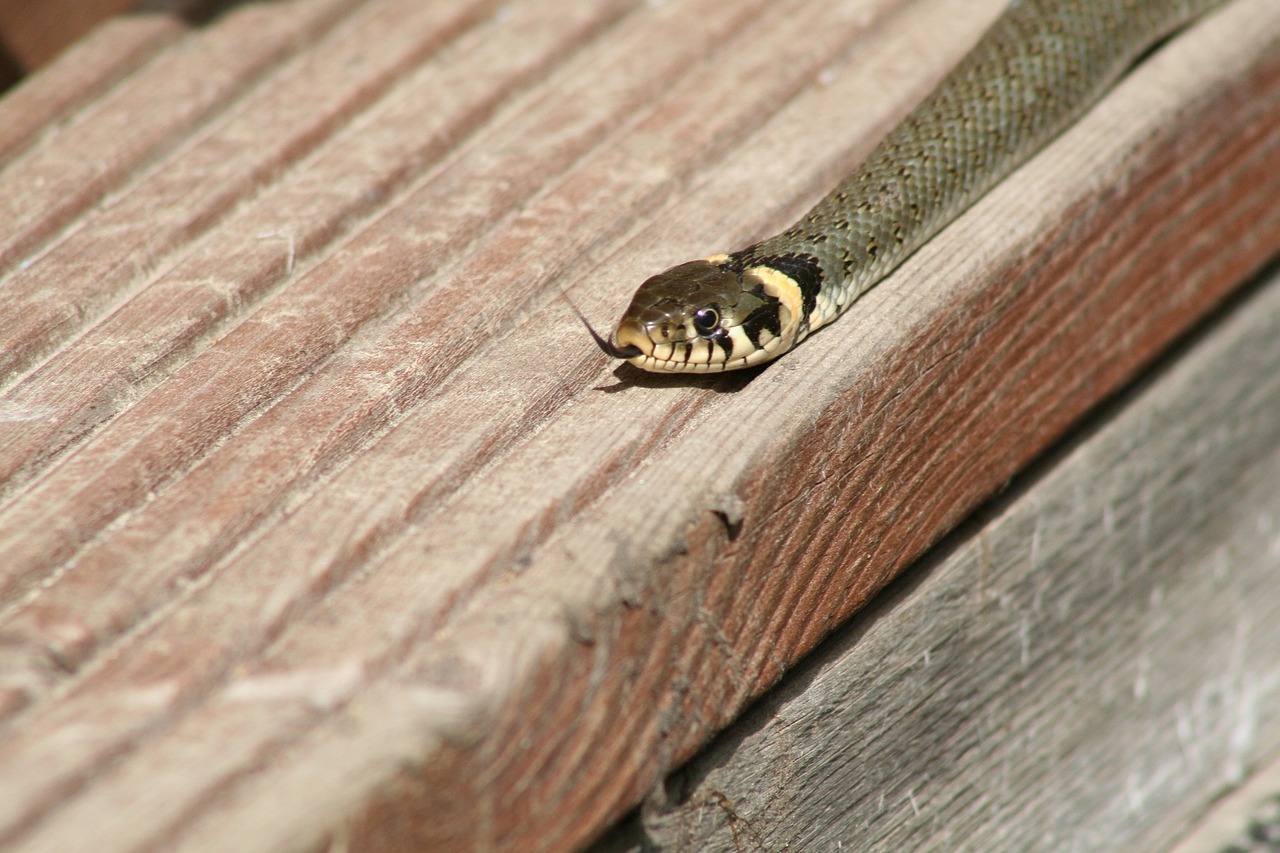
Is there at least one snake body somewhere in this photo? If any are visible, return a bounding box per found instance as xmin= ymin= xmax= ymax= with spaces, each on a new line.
xmin=595 ymin=0 xmax=1224 ymax=373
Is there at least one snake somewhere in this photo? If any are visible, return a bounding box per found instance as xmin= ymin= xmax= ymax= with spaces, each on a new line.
xmin=587 ymin=0 xmax=1225 ymax=373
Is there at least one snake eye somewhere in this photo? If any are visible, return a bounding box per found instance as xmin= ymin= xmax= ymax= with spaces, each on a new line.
xmin=693 ymin=306 xmax=720 ymax=337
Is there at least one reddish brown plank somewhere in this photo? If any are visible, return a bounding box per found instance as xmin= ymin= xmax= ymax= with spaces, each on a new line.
xmin=0 ymin=2 xmax=203 ymax=166
xmin=0 ymin=0 xmax=890 ymax=658
xmin=0 ymin=0 xmax=365 ymax=284
xmin=0 ymin=0 xmax=527 ymax=470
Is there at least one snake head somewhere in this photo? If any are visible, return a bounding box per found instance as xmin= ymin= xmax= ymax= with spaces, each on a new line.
xmin=596 ymin=259 xmax=800 ymax=373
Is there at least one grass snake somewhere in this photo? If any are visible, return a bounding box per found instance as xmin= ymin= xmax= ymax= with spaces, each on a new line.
xmin=590 ymin=0 xmax=1226 ymax=373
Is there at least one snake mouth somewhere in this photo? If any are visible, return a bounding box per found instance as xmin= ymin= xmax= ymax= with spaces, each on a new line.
xmin=604 ymin=317 xmax=725 ymax=373
xmin=574 ymin=304 xmax=771 ymax=373
xmin=611 ymin=319 xmax=785 ymax=373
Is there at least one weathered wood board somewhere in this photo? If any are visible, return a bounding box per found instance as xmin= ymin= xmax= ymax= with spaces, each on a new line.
xmin=0 ymin=0 xmax=210 ymax=162
xmin=0 ymin=0 xmax=1277 ymax=849
xmin=594 ymin=258 xmax=1280 ymax=851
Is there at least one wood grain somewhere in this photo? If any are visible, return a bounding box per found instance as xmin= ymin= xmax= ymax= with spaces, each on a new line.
xmin=0 ymin=2 xmax=203 ymax=167
xmin=0 ymin=0 xmax=1276 ymax=849
xmin=595 ymin=257 xmax=1280 ymax=851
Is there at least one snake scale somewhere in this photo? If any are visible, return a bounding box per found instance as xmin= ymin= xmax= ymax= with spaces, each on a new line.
xmin=590 ymin=0 xmax=1224 ymax=373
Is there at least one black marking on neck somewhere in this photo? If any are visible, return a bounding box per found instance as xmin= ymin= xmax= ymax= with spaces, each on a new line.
xmin=764 ymin=254 xmax=822 ymax=319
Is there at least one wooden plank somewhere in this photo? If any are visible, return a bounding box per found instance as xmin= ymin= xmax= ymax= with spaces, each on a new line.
xmin=0 ymin=0 xmax=1276 ymax=849
xmin=0 ymin=0 xmax=145 ymax=70
xmin=0 ymin=0 xmax=522 ymax=458
xmin=0 ymin=1 xmax=204 ymax=166
xmin=0 ymin=0 xmax=363 ymax=289
xmin=592 ymin=258 xmax=1280 ymax=851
